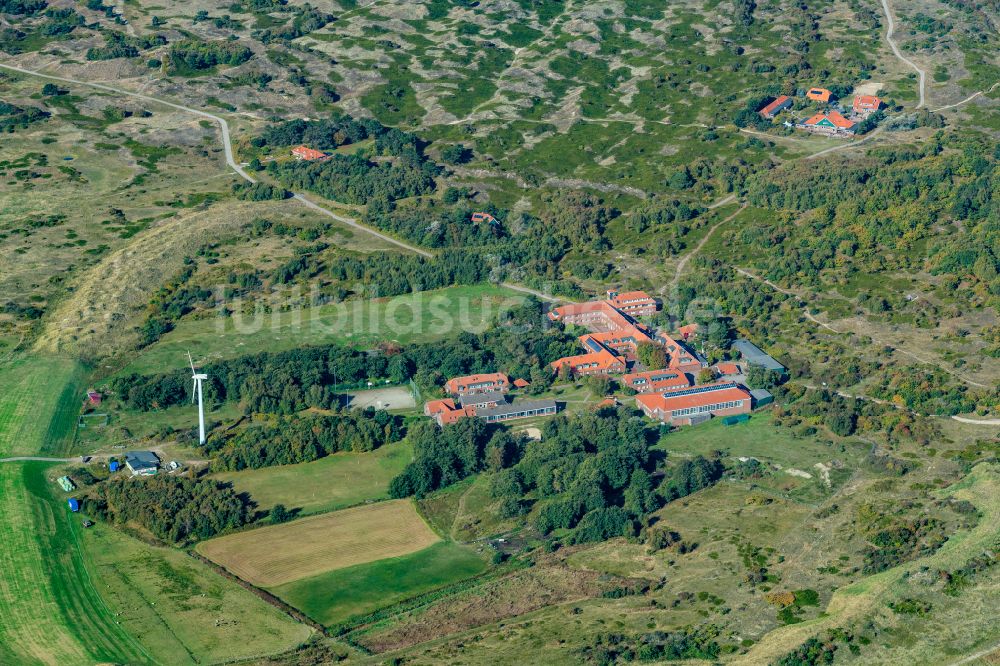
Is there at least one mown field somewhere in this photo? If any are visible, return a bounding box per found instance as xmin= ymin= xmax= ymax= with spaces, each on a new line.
xmin=81 ymin=520 xmax=312 ymax=664
xmin=0 ymin=462 xmax=150 ymax=665
xmin=119 ymin=284 xmax=526 ymax=375
xmin=0 ymin=356 xmax=85 ymax=457
xmin=213 ymin=440 xmax=414 ymax=516
xmin=197 ymin=499 xmax=440 ymax=587
xmin=274 ymin=541 xmax=487 ymax=627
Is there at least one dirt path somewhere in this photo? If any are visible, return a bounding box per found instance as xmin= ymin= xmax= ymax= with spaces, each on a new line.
xmin=880 ymin=0 xmax=926 ymax=108
xmin=669 ymin=204 xmax=746 ymax=293
xmin=733 ymin=267 xmax=991 ymax=390
xmin=933 ymin=81 xmax=1000 ymax=113
xmin=0 ymin=62 xmax=433 ymax=259
xmin=0 ymin=456 xmax=77 ymax=464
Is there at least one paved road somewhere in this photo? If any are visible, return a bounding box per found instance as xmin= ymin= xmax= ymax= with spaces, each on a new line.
xmin=880 ymin=0 xmax=926 ymax=108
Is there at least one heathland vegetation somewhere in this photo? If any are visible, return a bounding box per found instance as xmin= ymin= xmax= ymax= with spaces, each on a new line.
xmin=1 ymin=0 xmax=999 ymax=663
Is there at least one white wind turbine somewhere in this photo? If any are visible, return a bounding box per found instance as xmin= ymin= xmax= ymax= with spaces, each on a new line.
xmin=188 ymin=352 xmax=208 ymax=445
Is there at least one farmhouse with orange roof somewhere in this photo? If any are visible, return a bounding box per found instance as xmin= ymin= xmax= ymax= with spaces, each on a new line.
xmin=291 ymin=145 xmax=328 ymax=161
xmin=852 ymin=95 xmax=883 ymax=117
xmin=801 ymin=111 xmax=856 ymax=136
xmin=806 ymin=87 xmax=833 ymax=102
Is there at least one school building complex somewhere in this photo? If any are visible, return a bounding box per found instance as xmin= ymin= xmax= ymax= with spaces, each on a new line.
xmin=421 ymin=288 xmax=785 ymax=430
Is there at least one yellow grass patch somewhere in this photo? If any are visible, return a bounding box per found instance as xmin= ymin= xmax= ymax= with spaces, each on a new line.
xmin=197 ymin=500 xmax=439 ymax=587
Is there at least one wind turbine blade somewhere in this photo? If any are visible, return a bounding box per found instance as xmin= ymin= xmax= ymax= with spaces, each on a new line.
xmin=192 ymin=379 xmax=197 ymax=404
xmin=187 ymin=351 xmax=196 ymax=375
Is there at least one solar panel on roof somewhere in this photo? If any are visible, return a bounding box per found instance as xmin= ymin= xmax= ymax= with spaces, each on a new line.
xmin=660 ymin=383 xmax=737 ymax=398
xmin=585 ymin=338 xmax=604 ymax=353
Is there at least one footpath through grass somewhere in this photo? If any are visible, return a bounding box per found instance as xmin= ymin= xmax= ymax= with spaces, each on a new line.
xmin=213 ymin=440 xmax=413 ymax=516
xmin=273 ymin=541 xmax=487 ymax=627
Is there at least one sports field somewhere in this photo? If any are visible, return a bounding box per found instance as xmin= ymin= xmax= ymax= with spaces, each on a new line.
xmin=273 ymin=541 xmax=487 ymax=627
xmin=197 ymin=499 xmax=439 ymax=587
xmin=213 ymin=441 xmax=413 ymax=516
xmin=120 ymin=285 xmax=526 ymax=375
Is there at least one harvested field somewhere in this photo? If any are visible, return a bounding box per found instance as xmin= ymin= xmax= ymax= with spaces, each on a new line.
xmin=197 ymin=500 xmax=439 ymax=587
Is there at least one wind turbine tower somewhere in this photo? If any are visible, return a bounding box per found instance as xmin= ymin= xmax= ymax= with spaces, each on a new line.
xmin=188 ymin=352 xmax=208 ymax=446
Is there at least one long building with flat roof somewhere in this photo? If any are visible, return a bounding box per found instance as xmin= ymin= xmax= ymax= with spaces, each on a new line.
xmin=732 ymin=339 xmax=785 ymax=372
xmin=636 ymin=382 xmax=751 ymax=426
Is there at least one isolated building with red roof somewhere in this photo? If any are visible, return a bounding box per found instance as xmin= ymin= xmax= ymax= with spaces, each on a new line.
xmin=852 ymin=95 xmax=883 ymax=117
xmin=760 ymin=95 xmax=792 ymax=119
xmin=806 ymin=87 xmax=833 ymax=102
xmin=291 ymin=145 xmax=328 ymax=161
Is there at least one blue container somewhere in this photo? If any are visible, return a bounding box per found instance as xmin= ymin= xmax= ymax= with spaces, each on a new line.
xmin=68 ymin=498 xmax=80 ymax=512
xmin=109 ymin=461 xmax=120 ymax=472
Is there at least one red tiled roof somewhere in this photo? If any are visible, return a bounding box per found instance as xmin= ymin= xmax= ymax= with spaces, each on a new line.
xmin=425 ymin=398 xmax=456 ymax=415
xmin=551 ymin=348 xmax=623 ymax=373
xmin=437 ymin=407 xmax=475 ymax=424
xmin=760 ymin=95 xmax=791 ymax=115
xmin=622 ymin=369 xmax=690 ymax=391
xmin=445 ymin=373 xmax=509 ymax=394
xmin=677 ymin=323 xmax=698 ymax=339
xmin=853 ymin=95 xmax=882 ymax=111
xmin=513 ymin=378 xmax=530 ymax=388
xmin=715 ymin=362 xmax=741 ymax=375
xmin=803 ymin=112 xmax=855 ymax=129
xmin=291 ymin=145 xmax=327 ymax=160
xmin=826 ymin=111 xmax=855 ymax=128
xmin=806 ymin=88 xmax=832 ymax=102
xmin=636 ymin=383 xmax=751 ymax=413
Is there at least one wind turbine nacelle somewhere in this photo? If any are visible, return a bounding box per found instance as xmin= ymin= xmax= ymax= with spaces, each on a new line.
xmin=193 ymin=374 xmax=208 ymax=380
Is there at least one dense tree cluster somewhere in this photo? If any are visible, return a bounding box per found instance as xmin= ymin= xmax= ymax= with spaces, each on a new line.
xmin=743 ymin=137 xmax=1000 ymax=305
xmin=206 ymin=410 xmax=404 ymax=470
xmin=576 ymin=625 xmax=722 ymax=663
xmin=363 ymin=201 xmax=506 ymax=248
xmin=86 ymin=31 xmax=167 ymax=61
xmin=267 ymin=153 xmax=437 ymax=206
xmin=327 ymin=249 xmax=490 ymax=297
xmin=388 ymin=418 xmax=508 ymax=497
xmin=89 ymin=475 xmax=248 ymax=543
xmin=110 ymin=298 xmax=576 ymax=413
xmin=259 ymin=114 xmax=378 ymax=151
xmin=233 ymin=181 xmax=290 ymax=200
xmin=772 ymin=384 xmax=942 ymax=444
xmin=167 ymin=38 xmax=253 ymax=72
xmin=391 ymin=409 xmax=726 ymax=545
xmin=0 ymin=0 xmax=46 ymax=15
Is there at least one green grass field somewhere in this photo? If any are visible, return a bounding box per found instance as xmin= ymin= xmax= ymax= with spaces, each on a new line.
xmin=272 ymin=541 xmax=487 ymax=627
xmin=0 ymin=356 xmax=85 ymax=457
xmin=119 ymin=285 xmax=526 ymax=375
xmin=213 ymin=440 xmax=413 ymax=516
xmin=0 ymin=462 xmax=152 ymax=665
xmin=80 ymin=520 xmax=312 ymax=664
